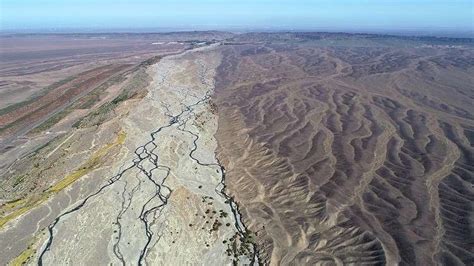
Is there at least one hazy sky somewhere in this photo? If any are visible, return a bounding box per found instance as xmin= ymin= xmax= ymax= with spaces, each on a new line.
xmin=1 ymin=0 xmax=473 ymax=33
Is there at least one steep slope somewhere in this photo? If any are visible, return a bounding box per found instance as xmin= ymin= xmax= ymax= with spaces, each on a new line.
xmin=214 ymin=36 xmax=474 ymax=265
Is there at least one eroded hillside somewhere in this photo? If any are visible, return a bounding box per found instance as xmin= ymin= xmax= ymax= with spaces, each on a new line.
xmin=214 ymin=34 xmax=474 ymax=265
xmin=0 ymin=32 xmax=472 ymax=266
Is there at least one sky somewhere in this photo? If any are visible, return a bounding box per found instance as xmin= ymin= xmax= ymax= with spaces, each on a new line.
xmin=1 ymin=0 xmax=473 ymax=34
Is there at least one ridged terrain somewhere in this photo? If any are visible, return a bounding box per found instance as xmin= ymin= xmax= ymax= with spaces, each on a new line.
xmin=214 ymin=34 xmax=474 ymax=265
xmin=0 ymin=32 xmax=472 ymax=265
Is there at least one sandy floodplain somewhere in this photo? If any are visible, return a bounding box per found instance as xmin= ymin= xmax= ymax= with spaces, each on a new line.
xmin=1 ymin=44 xmax=256 ymax=265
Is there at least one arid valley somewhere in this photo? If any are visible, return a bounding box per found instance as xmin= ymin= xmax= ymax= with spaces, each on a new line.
xmin=0 ymin=32 xmax=473 ymax=265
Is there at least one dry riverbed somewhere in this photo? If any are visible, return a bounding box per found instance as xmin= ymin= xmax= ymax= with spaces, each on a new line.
xmin=1 ymin=45 xmax=256 ymax=265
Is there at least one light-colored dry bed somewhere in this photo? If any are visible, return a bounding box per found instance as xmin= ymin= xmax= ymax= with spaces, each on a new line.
xmin=1 ymin=45 xmax=253 ymax=265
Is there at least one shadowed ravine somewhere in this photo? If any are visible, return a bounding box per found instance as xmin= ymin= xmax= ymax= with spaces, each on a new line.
xmin=213 ymin=36 xmax=474 ymax=265
xmin=1 ymin=32 xmax=472 ymax=266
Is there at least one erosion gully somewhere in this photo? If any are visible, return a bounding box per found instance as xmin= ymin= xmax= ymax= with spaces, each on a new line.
xmin=37 ymin=53 xmax=260 ymax=265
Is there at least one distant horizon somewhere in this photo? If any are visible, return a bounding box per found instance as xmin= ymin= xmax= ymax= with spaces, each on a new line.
xmin=1 ymin=27 xmax=472 ymax=39
xmin=1 ymin=0 xmax=473 ymax=38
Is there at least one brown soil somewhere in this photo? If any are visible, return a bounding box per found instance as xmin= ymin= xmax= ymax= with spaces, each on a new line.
xmin=213 ymin=33 xmax=474 ymax=265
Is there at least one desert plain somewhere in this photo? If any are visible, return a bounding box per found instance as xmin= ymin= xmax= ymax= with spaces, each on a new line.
xmin=0 ymin=32 xmax=472 ymax=265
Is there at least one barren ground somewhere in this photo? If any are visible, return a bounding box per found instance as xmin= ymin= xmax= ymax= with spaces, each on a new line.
xmin=0 ymin=32 xmax=472 ymax=266
xmin=214 ymin=33 xmax=474 ymax=265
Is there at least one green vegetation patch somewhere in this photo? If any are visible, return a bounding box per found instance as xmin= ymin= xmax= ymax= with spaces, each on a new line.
xmin=0 ymin=76 xmax=76 ymax=116
xmin=74 ymin=68 xmax=151 ymax=128
xmin=225 ymin=231 xmax=257 ymax=263
xmin=29 ymin=109 xmax=73 ymax=134
xmin=29 ymin=69 xmax=129 ymax=133
xmin=75 ymin=74 xmax=127 ymax=109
